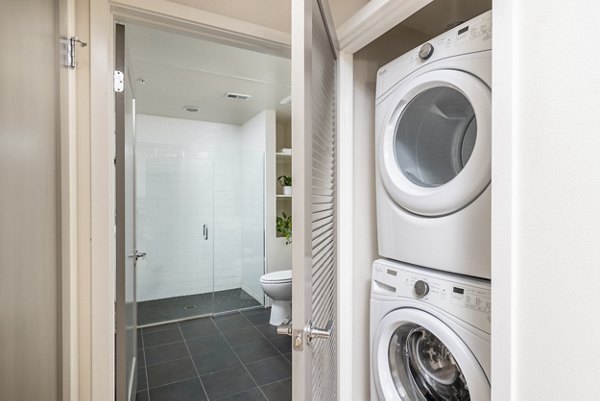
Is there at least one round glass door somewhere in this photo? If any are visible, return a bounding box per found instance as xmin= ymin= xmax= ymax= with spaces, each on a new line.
xmin=378 ymin=70 xmax=491 ymax=216
xmin=394 ymin=87 xmax=477 ymax=188
xmin=389 ymin=324 xmax=470 ymax=400
xmin=372 ymin=309 xmax=489 ymax=401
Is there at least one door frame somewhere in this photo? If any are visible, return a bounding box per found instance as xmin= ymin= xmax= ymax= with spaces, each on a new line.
xmin=80 ymin=1 xmax=291 ymax=400
xmin=59 ymin=0 xmax=80 ymax=399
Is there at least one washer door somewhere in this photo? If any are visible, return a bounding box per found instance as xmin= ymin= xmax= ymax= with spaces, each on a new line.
xmin=373 ymin=308 xmax=489 ymax=401
xmin=379 ymin=70 xmax=491 ymax=216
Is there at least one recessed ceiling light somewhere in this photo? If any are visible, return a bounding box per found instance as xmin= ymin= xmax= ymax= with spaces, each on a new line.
xmin=223 ymin=92 xmax=252 ymax=100
xmin=183 ymin=105 xmax=200 ymax=112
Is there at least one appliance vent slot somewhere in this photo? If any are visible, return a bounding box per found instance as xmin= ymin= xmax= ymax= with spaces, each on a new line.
xmin=224 ymin=92 xmax=252 ymax=100
xmin=374 ymin=280 xmax=396 ymax=293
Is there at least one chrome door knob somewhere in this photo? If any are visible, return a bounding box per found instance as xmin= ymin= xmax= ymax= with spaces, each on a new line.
xmin=414 ymin=280 xmax=429 ymax=297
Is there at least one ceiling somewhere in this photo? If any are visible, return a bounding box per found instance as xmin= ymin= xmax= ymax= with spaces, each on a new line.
xmin=126 ymin=24 xmax=291 ymax=125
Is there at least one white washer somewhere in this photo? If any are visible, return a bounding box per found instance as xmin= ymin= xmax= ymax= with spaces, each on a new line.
xmin=375 ymin=11 xmax=492 ymax=279
xmin=370 ymin=259 xmax=490 ymax=401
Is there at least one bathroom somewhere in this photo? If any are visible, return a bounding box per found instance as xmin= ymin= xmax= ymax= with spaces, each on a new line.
xmin=127 ymin=23 xmax=294 ymax=400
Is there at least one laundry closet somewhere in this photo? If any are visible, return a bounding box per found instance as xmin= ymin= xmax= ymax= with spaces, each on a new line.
xmin=336 ymin=1 xmax=492 ymax=399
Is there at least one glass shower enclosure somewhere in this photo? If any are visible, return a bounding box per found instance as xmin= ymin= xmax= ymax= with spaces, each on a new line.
xmin=135 ymin=142 xmax=265 ymax=326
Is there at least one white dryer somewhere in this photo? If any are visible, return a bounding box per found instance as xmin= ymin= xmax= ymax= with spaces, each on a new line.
xmin=370 ymin=259 xmax=490 ymax=401
xmin=375 ymin=11 xmax=492 ymax=279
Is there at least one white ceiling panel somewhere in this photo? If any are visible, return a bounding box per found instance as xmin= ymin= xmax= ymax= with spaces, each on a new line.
xmin=126 ymin=24 xmax=291 ymax=125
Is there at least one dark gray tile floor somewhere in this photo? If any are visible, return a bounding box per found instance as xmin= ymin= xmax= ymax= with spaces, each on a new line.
xmin=138 ymin=288 xmax=262 ymax=326
xmin=136 ymin=308 xmax=292 ymax=401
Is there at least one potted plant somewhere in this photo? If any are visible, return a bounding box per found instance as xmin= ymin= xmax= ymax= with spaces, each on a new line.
xmin=278 ymin=175 xmax=292 ymax=196
xmin=276 ymin=212 xmax=292 ymax=244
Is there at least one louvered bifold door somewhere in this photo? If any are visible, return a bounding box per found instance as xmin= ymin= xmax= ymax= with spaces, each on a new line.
xmin=291 ymin=0 xmax=339 ymax=399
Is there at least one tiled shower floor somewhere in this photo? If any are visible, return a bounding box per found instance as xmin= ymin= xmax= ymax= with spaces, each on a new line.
xmin=136 ymin=308 xmax=292 ymax=401
xmin=138 ymin=288 xmax=261 ymax=326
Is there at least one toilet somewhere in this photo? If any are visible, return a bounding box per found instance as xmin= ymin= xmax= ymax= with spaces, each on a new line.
xmin=260 ymin=269 xmax=292 ymax=325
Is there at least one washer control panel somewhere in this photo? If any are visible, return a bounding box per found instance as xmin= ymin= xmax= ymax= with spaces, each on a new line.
xmin=372 ymin=260 xmax=491 ymax=333
xmin=414 ymin=280 xmax=430 ymax=297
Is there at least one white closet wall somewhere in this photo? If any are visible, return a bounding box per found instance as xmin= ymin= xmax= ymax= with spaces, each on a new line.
xmin=492 ymin=1 xmax=600 ymax=399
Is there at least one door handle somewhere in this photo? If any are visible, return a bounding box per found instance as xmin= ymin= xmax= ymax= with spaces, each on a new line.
xmin=307 ymin=320 xmax=334 ymax=341
xmin=277 ymin=319 xmax=334 ymax=351
xmin=128 ymin=251 xmax=146 ymax=261
xmin=203 ymin=224 xmax=209 ymax=240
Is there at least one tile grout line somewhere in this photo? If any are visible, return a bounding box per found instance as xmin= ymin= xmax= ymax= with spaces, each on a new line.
xmin=211 ymin=376 xmax=291 ymax=401
xmin=142 ymin=328 xmax=199 ymax=395
xmin=212 ymin=313 xmax=270 ymax=401
xmin=241 ymin=310 xmax=292 ymax=366
xmin=176 ymin=322 xmax=211 ymax=401
xmin=238 ymin=310 xmax=293 ymax=390
xmin=144 ymin=355 xmax=192 ymax=369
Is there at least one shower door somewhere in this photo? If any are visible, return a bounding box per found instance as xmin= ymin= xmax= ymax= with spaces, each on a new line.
xmin=136 ymin=144 xmax=265 ymax=326
xmin=136 ymin=144 xmax=216 ymax=324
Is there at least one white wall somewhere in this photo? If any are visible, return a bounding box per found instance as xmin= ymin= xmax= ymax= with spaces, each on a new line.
xmin=136 ymin=114 xmax=266 ymax=302
xmin=492 ymin=2 xmax=600 ymax=400
xmin=0 ymin=1 xmax=60 ymax=398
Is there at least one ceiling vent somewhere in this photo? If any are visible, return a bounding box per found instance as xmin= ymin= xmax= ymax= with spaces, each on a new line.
xmin=224 ymin=92 xmax=252 ymax=100
xmin=183 ymin=105 xmax=200 ymax=112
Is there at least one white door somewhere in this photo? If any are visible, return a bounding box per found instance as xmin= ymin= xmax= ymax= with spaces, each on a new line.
xmin=372 ymin=309 xmax=490 ymax=401
xmin=115 ymin=23 xmax=139 ymax=401
xmin=290 ymin=0 xmax=338 ymax=399
xmin=378 ymin=70 xmax=491 ymax=216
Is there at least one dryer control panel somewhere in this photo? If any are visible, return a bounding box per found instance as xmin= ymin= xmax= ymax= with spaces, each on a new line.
xmin=372 ymin=259 xmax=491 ymax=334
xmin=376 ymin=10 xmax=492 ymax=99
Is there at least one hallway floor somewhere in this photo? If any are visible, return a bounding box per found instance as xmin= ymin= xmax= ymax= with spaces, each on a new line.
xmin=136 ymin=308 xmax=292 ymax=401
xmin=138 ymin=288 xmax=261 ymax=326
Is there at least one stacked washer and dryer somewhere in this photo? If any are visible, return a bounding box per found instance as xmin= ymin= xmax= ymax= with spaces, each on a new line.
xmin=370 ymin=11 xmax=492 ymax=401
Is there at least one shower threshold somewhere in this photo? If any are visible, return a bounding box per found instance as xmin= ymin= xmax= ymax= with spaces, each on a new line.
xmin=137 ymin=288 xmax=262 ymax=326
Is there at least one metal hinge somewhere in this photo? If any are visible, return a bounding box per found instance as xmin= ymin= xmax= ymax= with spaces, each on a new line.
xmin=60 ymin=36 xmax=87 ymax=69
xmin=113 ymin=71 xmax=124 ymax=93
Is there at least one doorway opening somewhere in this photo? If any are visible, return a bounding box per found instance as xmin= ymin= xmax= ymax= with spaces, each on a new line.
xmin=115 ymin=20 xmax=293 ymax=401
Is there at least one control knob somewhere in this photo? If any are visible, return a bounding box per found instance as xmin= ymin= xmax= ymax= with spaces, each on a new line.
xmin=414 ymin=280 xmax=429 ymax=298
xmin=418 ymin=43 xmax=434 ymax=60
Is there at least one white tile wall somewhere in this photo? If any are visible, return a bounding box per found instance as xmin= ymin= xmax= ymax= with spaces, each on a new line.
xmin=136 ymin=114 xmax=266 ymax=303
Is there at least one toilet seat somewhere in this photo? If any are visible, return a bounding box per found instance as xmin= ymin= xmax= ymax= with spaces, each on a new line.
xmin=260 ymin=270 xmax=292 ymax=284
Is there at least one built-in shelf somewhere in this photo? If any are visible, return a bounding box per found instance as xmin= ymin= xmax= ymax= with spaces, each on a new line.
xmin=276 ymin=195 xmax=292 ymax=199
xmin=276 ymin=152 xmax=292 ymax=157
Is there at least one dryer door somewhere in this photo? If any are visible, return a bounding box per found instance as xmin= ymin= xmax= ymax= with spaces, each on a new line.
xmin=379 ymin=70 xmax=491 ymax=216
xmin=372 ymin=308 xmax=489 ymax=401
